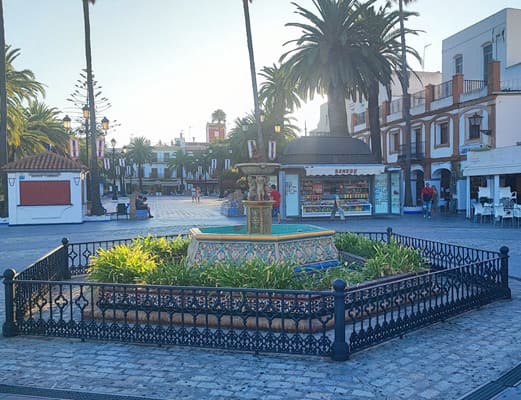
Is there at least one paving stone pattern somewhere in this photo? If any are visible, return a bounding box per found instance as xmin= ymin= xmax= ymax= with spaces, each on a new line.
xmin=1 ymin=196 xmax=520 ymax=399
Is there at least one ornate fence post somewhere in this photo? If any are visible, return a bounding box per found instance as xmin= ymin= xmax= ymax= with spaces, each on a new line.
xmin=2 ymin=268 xmax=19 ymax=337
xmin=331 ymin=279 xmax=349 ymax=361
xmin=499 ymin=246 xmax=511 ymax=299
xmin=386 ymin=227 xmax=393 ymax=245
xmin=60 ymin=238 xmax=71 ymax=280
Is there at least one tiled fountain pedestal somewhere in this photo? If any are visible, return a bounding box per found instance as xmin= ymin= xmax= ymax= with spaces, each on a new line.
xmin=187 ymin=224 xmax=338 ymax=269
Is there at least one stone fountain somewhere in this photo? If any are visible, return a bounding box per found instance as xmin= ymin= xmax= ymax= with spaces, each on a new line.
xmin=187 ymin=162 xmax=339 ymax=269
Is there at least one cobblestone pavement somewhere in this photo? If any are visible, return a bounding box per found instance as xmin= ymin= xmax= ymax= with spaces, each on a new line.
xmin=1 ymin=196 xmax=520 ymax=399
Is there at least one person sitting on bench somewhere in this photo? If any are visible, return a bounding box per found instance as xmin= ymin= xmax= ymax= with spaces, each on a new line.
xmin=135 ymin=195 xmax=153 ymax=218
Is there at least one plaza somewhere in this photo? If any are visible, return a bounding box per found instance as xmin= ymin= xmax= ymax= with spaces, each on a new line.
xmin=1 ymin=195 xmax=521 ymax=400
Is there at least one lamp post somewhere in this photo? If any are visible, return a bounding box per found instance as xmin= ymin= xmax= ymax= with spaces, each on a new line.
xmin=121 ymin=146 xmax=127 ymax=196
xmin=111 ymin=138 xmax=118 ymax=200
xmin=82 ymin=104 xmax=91 ymax=201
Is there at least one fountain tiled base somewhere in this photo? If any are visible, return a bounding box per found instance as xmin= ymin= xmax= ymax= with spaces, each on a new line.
xmin=187 ymin=224 xmax=338 ymax=269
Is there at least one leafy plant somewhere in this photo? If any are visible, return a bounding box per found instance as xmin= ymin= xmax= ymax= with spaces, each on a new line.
xmin=335 ymin=233 xmax=381 ymax=258
xmin=89 ymin=244 xmax=157 ymax=283
xmin=363 ymin=240 xmax=424 ymax=279
xmin=134 ymin=235 xmax=189 ymax=264
xmin=144 ymin=258 xmax=204 ymax=286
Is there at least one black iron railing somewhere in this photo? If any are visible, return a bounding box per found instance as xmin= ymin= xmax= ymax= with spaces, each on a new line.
xmin=3 ymin=229 xmax=511 ymax=360
xmin=411 ymin=90 xmax=425 ymax=107
xmin=397 ymin=142 xmax=425 ymax=162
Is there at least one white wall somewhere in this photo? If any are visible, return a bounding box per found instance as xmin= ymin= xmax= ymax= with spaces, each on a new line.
xmin=442 ymin=8 xmax=521 ymax=83
xmin=495 ymin=93 xmax=521 ymax=147
xmin=8 ymin=172 xmax=83 ymax=225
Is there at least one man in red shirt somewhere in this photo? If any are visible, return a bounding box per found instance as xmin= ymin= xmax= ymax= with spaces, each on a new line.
xmin=269 ymin=184 xmax=281 ymax=223
xmin=421 ymin=182 xmax=434 ymax=219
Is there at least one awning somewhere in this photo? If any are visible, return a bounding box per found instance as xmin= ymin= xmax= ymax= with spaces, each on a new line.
xmin=463 ymin=146 xmax=521 ymax=177
xmin=302 ymin=164 xmax=385 ymax=176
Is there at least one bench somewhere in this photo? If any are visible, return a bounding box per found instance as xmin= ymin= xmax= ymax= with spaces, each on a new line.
xmin=135 ymin=209 xmax=148 ymax=219
xmin=108 ymin=203 xmax=129 ymax=220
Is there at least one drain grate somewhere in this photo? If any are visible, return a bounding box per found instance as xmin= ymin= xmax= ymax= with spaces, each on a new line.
xmin=0 ymin=384 xmax=161 ymax=400
xmin=460 ymin=363 xmax=521 ymax=400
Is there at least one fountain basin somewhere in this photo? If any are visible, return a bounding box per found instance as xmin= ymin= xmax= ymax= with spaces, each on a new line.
xmin=187 ymin=224 xmax=339 ymax=269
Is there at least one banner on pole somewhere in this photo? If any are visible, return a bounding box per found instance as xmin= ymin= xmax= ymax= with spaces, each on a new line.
xmin=224 ymin=159 xmax=231 ymax=170
xmin=268 ymin=140 xmax=277 ymax=161
xmin=70 ymin=138 xmax=79 ymax=159
xmin=103 ymin=158 xmax=110 ymax=170
xmin=97 ymin=138 xmax=105 ymax=158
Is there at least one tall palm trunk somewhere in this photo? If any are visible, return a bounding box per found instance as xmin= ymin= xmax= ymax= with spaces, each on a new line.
xmin=82 ymin=0 xmax=104 ymax=215
xmin=327 ymin=83 xmax=349 ymax=135
xmin=242 ymin=0 xmax=266 ymax=162
xmin=398 ymin=0 xmax=413 ymax=206
xmin=0 ymin=0 xmax=7 ymax=217
xmin=367 ymin=83 xmax=382 ymax=162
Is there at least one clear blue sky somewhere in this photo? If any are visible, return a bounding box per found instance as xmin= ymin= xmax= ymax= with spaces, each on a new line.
xmin=3 ymin=0 xmax=521 ymax=145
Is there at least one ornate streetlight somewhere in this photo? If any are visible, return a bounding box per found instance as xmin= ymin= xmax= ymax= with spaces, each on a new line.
xmin=110 ymin=138 xmax=118 ymax=200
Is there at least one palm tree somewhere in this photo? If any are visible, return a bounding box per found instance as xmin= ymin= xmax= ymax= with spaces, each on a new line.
xmin=12 ymin=101 xmax=71 ymax=160
xmin=394 ymin=0 xmax=417 ymax=206
xmin=168 ymin=149 xmax=190 ymax=192
xmin=127 ymin=136 xmax=153 ymax=193
xmin=211 ymin=109 xmax=226 ymax=124
xmin=242 ymin=0 xmax=266 ymax=161
xmin=259 ymin=62 xmax=301 ymax=126
xmin=355 ymin=3 xmax=419 ymax=162
xmin=282 ymin=0 xmax=375 ymax=136
xmin=82 ymin=0 xmax=104 ymax=215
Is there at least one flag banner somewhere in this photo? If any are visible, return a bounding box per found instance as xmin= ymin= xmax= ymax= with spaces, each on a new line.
xmin=211 ymin=159 xmax=217 ymax=170
xmin=70 ymin=138 xmax=79 ymax=159
xmin=103 ymin=158 xmax=110 ymax=170
xmin=119 ymin=158 xmax=126 ymax=167
xmin=115 ymin=166 xmax=120 ymax=175
xmin=268 ymin=140 xmax=277 ymax=161
xmin=247 ymin=140 xmax=259 ymax=160
xmin=97 ymin=138 xmax=105 ymax=158
xmin=224 ymin=159 xmax=231 ymax=170
xmin=126 ymin=165 xmax=132 ymax=177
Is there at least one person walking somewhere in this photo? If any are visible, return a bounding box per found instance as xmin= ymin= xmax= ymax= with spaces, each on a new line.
xmin=330 ymin=191 xmax=345 ymax=221
xmin=269 ymin=184 xmax=281 ymax=223
xmin=196 ymin=187 xmax=201 ymax=203
xmin=421 ymin=182 xmax=434 ymax=219
xmin=191 ymin=186 xmax=197 ymax=203
xmin=432 ymin=186 xmax=439 ymax=216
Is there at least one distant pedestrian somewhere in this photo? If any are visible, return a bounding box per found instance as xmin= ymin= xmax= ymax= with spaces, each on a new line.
xmin=421 ymin=182 xmax=434 ymax=219
xmin=191 ymin=187 xmax=197 ymax=203
xmin=196 ymin=187 xmax=201 ymax=203
xmin=432 ymin=186 xmax=439 ymax=215
xmin=330 ymin=191 xmax=345 ymax=221
xmin=269 ymin=184 xmax=281 ymax=223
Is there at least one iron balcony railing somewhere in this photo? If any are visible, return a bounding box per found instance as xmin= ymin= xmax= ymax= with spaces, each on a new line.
xmin=464 ymin=80 xmax=486 ymax=93
xmin=501 ymin=79 xmax=521 ymax=92
xmin=390 ymin=98 xmax=402 ymax=114
xmin=397 ymin=141 xmax=425 ymax=161
xmin=433 ymin=80 xmax=453 ymax=100
xmin=411 ymin=90 xmax=425 ymax=107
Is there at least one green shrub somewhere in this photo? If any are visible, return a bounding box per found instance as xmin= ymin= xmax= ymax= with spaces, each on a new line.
xmin=144 ymin=258 xmax=204 ymax=286
xmin=89 ymin=244 xmax=157 ymax=283
xmin=363 ymin=240 xmax=424 ymax=280
xmin=335 ymin=233 xmax=381 ymax=258
xmin=134 ymin=234 xmax=189 ymax=263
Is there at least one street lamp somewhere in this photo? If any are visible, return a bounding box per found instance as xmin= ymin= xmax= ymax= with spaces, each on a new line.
xmin=468 ymin=112 xmax=492 ymax=135
xmin=62 ymin=115 xmax=71 ymax=130
xmin=111 ymin=138 xmax=118 ymax=200
xmin=101 ymin=116 xmax=109 ymax=132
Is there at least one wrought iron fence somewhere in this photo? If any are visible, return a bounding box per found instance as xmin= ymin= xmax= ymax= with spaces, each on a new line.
xmin=3 ymin=230 xmax=511 ymax=361
xmin=411 ymin=90 xmax=425 ymax=107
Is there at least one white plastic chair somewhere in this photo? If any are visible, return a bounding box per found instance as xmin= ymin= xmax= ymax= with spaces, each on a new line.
xmin=494 ymin=205 xmax=514 ymax=227
xmin=481 ymin=204 xmax=493 ymax=223
xmin=473 ymin=202 xmax=483 ymax=223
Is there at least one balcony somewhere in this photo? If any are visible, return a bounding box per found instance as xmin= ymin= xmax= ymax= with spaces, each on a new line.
xmin=397 ymin=142 xmax=425 ymax=162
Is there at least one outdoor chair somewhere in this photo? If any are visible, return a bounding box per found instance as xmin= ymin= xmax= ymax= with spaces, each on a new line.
xmin=494 ymin=204 xmax=513 ymax=227
xmin=115 ymin=203 xmax=129 ymax=220
xmin=513 ymin=205 xmax=521 ymax=228
xmin=476 ymin=203 xmax=493 ymax=223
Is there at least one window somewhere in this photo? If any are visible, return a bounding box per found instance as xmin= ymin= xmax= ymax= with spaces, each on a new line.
xmin=414 ymin=128 xmax=423 ymax=154
xmin=151 ymin=153 xmax=158 ymax=163
xmin=454 ymin=55 xmax=463 ymax=74
xmin=437 ymin=122 xmax=449 ymax=146
xmin=390 ymin=131 xmax=400 ymax=153
xmin=483 ymin=44 xmax=493 ymax=81
xmin=469 ymin=122 xmax=480 ymax=140
xmin=151 ymin=168 xmax=158 ymax=179
xmin=164 ymin=152 xmax=170 ymax=161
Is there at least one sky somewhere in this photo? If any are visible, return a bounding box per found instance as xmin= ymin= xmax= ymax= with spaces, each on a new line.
xmin=3 ymin=0 xmax=521 ymax=146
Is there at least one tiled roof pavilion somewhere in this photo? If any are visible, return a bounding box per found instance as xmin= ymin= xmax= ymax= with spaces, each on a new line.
xmin=1 ymin=152 xmax=86 ymax=172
